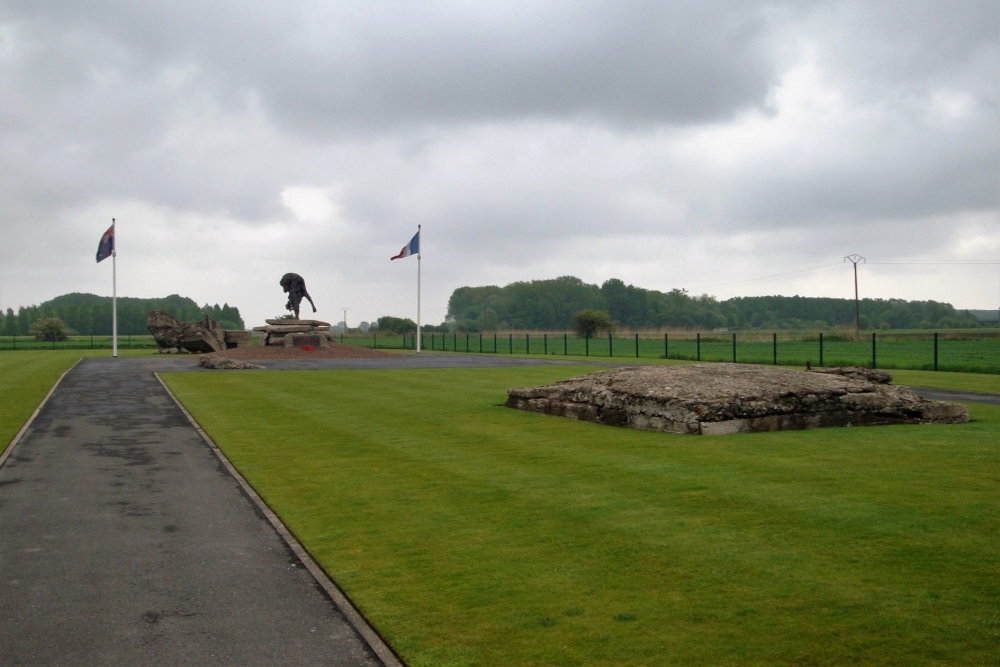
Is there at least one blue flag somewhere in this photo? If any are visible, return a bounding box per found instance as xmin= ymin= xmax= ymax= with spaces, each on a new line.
xmin=96 ymin=223 xmax=115 ymax=263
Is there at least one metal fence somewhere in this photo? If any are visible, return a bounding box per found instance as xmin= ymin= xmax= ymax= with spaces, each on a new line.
xmin=358 ymin=330 xmax=1000 ymax=374
xmin=0 ymin=334 xmax=159 ymax=350
xmin=4 ymin=330 xmax=997 ymax=374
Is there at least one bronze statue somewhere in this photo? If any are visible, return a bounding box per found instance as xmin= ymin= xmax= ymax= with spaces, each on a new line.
xmin=280 ymin=273 xmax=317 ymax=319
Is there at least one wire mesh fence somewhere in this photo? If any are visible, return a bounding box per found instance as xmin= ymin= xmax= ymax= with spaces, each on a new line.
xmin=4 ymin=330 xmax=996 ymax=373
xmin=352 ymin=330 xmax=1000 ymax=374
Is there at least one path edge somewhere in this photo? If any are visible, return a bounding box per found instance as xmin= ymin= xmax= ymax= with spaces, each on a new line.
xmin=154 ymin=372 xmax=406 ymax=667
xmin=1 ymin=358 xmax=83 ymax=469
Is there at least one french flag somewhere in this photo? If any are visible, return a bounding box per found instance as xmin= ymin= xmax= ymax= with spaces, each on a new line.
xmin=390 ymin=229 xmax=420 ymax=260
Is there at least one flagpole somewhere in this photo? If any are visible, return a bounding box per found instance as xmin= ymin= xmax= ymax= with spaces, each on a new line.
xmin=112 ymin=218 xmax=118 ymax=358
xmin=416 ymin=224 xmax=422 ymax=354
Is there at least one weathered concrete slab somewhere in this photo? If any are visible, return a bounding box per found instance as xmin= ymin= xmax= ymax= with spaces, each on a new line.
xmin=264 ymin=319 xmax=331 ymax=327
xmin=506 ymin=363 xmax=970 ymax=435
xmin=147 ymin=310 xmax=227 ymax=354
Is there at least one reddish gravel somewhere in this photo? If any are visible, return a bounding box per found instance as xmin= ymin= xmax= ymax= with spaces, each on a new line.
xmin=208 ymin=343 xmax=400 ymax=360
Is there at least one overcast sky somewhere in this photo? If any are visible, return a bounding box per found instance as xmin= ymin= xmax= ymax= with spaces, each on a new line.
xmin=2 ymin=0 xmax=998 ymax=328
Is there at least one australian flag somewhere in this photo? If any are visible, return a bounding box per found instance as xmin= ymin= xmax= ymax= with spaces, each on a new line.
xmin=96 ymin=223 xmax=115 ymax=263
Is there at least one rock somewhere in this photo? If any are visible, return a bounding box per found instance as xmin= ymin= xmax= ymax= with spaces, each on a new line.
xmin=224 ymin=330 xmax=252 ymax=347
xmin=506 ymin=363 xmax=969 ymax=436
xmin=255 ymin=319 xmax=336 ymax=346
xmin=198 ymin=355 xmax=264 ymax=370
xmin=261 ymin=324 xmax=320 ymax=333
xmin=811 ymin=366 xmax=893 ymax=384
xmin=264 ymin=319 xmax=331 ymax=327
xmin=147 ymin=310 xmax=226 ymax=354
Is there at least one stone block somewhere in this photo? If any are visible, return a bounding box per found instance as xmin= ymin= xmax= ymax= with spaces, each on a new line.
xmin=284 ymin=333 xmax=328 ymax=348
xmin=506 ymin=364 xmax=969 ymax=435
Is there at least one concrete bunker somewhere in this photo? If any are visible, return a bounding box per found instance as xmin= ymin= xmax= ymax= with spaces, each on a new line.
xmin=505 ymin=364 xmax=969 ymax=435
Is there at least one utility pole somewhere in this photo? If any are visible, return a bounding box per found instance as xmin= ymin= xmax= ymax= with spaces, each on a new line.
xmin=844 ymin=254 xmax=865 ymax=338
xmin=341 ymin=307 xmax=350 ymax=333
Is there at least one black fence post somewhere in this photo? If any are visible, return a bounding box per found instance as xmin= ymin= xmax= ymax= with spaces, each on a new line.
xmin=453 ymin=332 xmax=457 ymax=351
xmin=732 ymin=333 xmax=737 ymax=363
xmin=564 ymin=333 xmax=568 ymax=355
xmin=494 ymin=333 xmax=497 ymax=353
xmin=635 ymin=333 xmax=639 ymax=358
xmin=934 ymin=332 xmax=938 ymax=371
xmin=664 ymin=333 xmax=668 ymax=359
xmin=773 ymin=332 xmax=777 ymax=365
xmin=479 ymin=333 xmax=483 ymax=353
xmin=526 ymin=333 xmax=530 ymax=354
xmin=544 ymin=333 xmax=548 ymax=355
xmin=609 ymin=333 xmax=613 ymax=358
xmin=819 ymin=332 xmax=824 ymax=367
xmin=91 ymin=333 xmax=94 ymax=349
xmin=509 ymin=333 xmax=513 ymax=354
xmin=585 ymin=333 xmax=589 ymax=357
xmin=872 ymin=332 xmax=877 ymax=369
xmin=696 ymin=333 xmax=701 ymax=361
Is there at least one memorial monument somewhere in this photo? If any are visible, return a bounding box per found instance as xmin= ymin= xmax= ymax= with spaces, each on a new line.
xmin=252 ymin=273 xmax=336 ymax=347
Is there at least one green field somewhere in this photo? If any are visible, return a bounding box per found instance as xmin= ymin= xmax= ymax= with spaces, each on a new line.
xmin=0 ymin=334 xmax=158 ymax=350
xmin=160 ymin=367 xmax=1000 ymax=666
xmin=352 ymin=331 xmax=1000 ymax=374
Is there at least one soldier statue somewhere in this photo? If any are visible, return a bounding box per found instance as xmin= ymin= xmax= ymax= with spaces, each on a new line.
xmin=280 ymin=273 xmax=317 ymax=319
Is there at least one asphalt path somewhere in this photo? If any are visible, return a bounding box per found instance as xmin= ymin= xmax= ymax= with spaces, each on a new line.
xmin=0 ymin=357 xmax=390 ymax=666
xmin=2 ymin=354 xmax=995 ymax=666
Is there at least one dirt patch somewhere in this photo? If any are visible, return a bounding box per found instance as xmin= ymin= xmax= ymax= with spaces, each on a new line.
xmin=206 ymin=343 xmax=400 ymax=360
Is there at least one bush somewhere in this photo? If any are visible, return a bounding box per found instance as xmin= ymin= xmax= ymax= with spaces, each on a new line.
xmin=377 ymin=315 xmax=417 ymax=334
xmin=573 ymin=309 xmax=616 ymax=338
xmin=30 ymin=317 xmax=71 ymax=342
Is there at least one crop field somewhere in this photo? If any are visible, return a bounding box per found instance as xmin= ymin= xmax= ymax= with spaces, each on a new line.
xmin=5 ymin=330 xmax=997 ymax=373
xmin=160 ymin=366 xmax=1000 ymax=667
xmin=352 ymin=330 xmax=1000 ymax=374
xmin=0 ymin=334 xmax=158 ymax=350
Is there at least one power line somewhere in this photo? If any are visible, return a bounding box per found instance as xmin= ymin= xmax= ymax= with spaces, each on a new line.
xmin=688 ymin=263 xmax=842 ymax=292
xmin=866 ymin=260 xmax=1000 ymax=265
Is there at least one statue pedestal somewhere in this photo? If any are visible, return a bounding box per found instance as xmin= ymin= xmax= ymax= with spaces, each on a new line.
xmin=252 ymin=319 xmax=335 ymax=347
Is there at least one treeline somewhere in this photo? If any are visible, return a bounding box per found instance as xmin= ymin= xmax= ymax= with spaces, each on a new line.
xmin=446 ymin=276 xmax=980 ymax=332
xmin=0 ymin=292 xmax=245 ymax=336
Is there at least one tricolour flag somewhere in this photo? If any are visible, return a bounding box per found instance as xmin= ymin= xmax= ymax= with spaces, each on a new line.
xmin=96 ymin=223 xmax=115 ymax=263
xmin=390 ymin=229 xmax=420 ymax=260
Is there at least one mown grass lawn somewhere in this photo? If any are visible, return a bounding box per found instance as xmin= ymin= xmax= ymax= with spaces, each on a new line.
xmin=161 ymin=366 xmax=1000 ymax=667
xmin=0 ymin=349 xmax=150 ymax=451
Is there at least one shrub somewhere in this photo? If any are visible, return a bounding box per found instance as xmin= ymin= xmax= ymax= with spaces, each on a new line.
xmin=30 ymin=317 xmax=71 ymax=342
xmin=573 ymin=309 xmax=616 ymax=338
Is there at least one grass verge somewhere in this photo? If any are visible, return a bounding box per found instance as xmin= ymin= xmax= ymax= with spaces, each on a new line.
xmin=0 ymin=349 xmax=153 ymax=451
xmin=162 ymin=367 xmax=1000 ymax=666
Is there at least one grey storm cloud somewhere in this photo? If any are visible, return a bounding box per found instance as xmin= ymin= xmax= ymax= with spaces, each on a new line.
xmin=0 ymin=0 xmax=997 ymax=325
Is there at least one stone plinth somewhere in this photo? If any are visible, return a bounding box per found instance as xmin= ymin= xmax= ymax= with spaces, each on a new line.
xmin=506 ymin=364 xmax=969 ymax=436
xmin=253 ymin=319 xmax=336 ymax=347
xmin=224 ymin=330 xmax=252 ymax=349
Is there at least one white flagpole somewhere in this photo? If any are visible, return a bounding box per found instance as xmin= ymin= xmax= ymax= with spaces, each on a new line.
xmin=112 ymin=218 xmax=118 ymax=358
xmin=416 ymin=224 xmax=422 ymax=354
